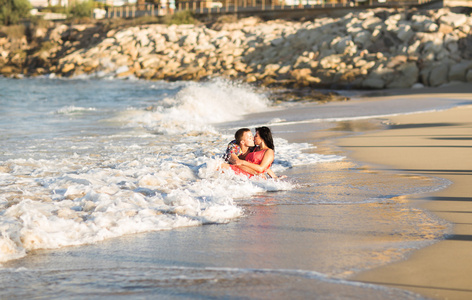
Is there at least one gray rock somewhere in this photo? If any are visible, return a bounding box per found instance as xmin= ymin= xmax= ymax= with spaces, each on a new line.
xmin=387 ymin=62 xmax=419 ymax=88
xmin=411 ymin=15 xmax=438 ymax=32
xmin=271 ymin=37 xmax=285 ymax=47
xmin=165 ymin=30 xmax=179 ymax=43
xmin=429 ymin=64 xmax=449 ymax=86
xmin=395 ymin=24 xmax=414 ymax=43
xmin=353 ymin=30 xmax=372 ymax=47
xmin=332 ymin=36 xmax=355 ymax=54
xmin=319 ymin=54 xmax=342 ymax=69
xmin=412 ymin=82 xmax=425 ymax=89
xmin=361 ymin=61 xmax=376 ymax=71
xmin=140 ymin=55 xmax=162 ymax=69
xmin=422 ymin=40 xmax=444 ymax=55
xmin=466 ymin=69 xmax=472 ymax=82
xmin=362 ymin=77 xmax=385 ymax=89
xmin=115 ymin=65 xmax=129 ymax=75
xmin=440 ymin=12 xmax=468 ymax=28
xmin=407 ymin=40 xmax=421 ymax=55
xmin=362 ymin=17 xmax=384 ymax=31
xmin=449 ymin=61 xmax=472 ymax=81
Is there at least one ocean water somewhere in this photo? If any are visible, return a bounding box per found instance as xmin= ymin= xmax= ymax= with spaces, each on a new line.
xmin=0 ymin=76 xmax=466 ymax=298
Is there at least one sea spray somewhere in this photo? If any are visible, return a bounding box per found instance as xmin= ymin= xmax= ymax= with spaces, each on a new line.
xmin=115 ymin=78 xmax=272 ymax=134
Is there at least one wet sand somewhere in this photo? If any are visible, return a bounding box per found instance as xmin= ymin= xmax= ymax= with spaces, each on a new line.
xmin=337 ymin=103 xmax=472 ymax=299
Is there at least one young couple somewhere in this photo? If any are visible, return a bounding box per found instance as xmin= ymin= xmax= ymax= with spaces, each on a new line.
xmin=221 ymin=126 xmax=281 ymax=179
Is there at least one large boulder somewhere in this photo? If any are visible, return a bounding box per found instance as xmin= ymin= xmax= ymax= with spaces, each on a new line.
xmin=386 ymin=55 xmax=408 ymax=69
xmin=140 ymin=55 xmax=162 ymax=69
xmin=353 ymin=30 xmax=372 ymax=48
xmin=319 ymin=54 xmax=342 ymax=69
xmin=361 ymin=17 xmax=384 ymax=31
xmin=428 ymin=63 xmax=449 ymax=86
xmin=440 ymin=12 xmax=468 ymax=28
xmin=262 ymin=63 xmax=281 ymax=76
xmin=395 ymin=24 xmax=415 ymax=43
xmin=337 ymin=68 xmax=364 ymax=86
xmin=386 ymin=62 xmax=419 ymax=88
xmin=466 ymin=69 xmax=472 ymax=82
xmin=331 ymin=36 xmax=356 ymax=54
xmin=411 ymin=15 xmax=438 ymax=33
xmin=362 ymin=77 xmax=385 ymax=89
xmin=61 ymin=63 xmax=75 ymax=74
xmin=448 ymin=60 xmax=472 ymax=82
xmin=290 ymin=68 xmax=321 ymax=85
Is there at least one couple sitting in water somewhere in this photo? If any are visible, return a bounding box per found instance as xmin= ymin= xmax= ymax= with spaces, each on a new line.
xmin=221 ymin=126 xmax=281 ymax=179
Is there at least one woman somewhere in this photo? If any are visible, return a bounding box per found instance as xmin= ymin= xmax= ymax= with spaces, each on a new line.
xmin=228 ymin=126 xmax=276 ymax=178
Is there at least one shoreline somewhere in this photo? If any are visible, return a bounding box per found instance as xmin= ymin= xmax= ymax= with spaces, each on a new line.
xmin=336 ymin=101 xmax=472 ymax=299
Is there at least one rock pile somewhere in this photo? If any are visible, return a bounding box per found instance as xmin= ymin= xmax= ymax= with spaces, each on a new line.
xmin=0 ymin=33 xmax=28 ymax=76
xmin=1 ymin=8 xmax=472 ymax=89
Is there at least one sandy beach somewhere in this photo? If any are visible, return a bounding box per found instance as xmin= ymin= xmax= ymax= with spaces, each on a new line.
xmin=337 ymin=93 xmax=472 ymax=299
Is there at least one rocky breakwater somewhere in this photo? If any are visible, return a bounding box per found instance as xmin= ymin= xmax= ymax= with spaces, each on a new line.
xmin=0 ymin=22 xmax=108 ymax=77
xmin=2 ymin=8 xmax=472 ymax=89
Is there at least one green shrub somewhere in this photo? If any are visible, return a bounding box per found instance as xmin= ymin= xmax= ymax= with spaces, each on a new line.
xmin=1 ymin=24 xmax=27 ymax=39
xmin=38 ymin=40 xmax=54 ymax=53
xmin=0 ymin=0 xmax=32 ymax=26
xmin=130 ymin=15 xmax=160 ymax=26
xmin=165 ymin=10 xmax=196 ymax=25
xmin=40 ymin=5 xmax=68 ymax=14
xmin=69 ymin=0 xmax=94 ymax=19
xmin=29 ymin=15 xmax=52 ymax=28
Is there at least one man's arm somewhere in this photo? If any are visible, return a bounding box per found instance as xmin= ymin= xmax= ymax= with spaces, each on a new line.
xmin=228 ymin=153 xmax=239 ymax=164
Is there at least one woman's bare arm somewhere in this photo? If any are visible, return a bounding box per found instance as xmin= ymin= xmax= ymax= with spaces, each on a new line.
xmin=265 ymin=168 xmax=277 ymax=178
xmin=234 ymin=149 xmax=274 ymax=174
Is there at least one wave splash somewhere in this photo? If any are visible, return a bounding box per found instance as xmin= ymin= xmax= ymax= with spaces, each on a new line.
xmin=115 ymin=79 xmax=271 ymax=134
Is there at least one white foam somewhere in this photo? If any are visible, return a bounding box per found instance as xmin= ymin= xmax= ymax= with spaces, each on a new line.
xmin=55 ymin=106 xmax=96 ymax=115
xmin=0 ymin=78 xmax=343 ymax=264
xmin=112 ymin=79 xmax=271 ymax=134
xmin=273 ymin=138 xmax=344 ymax=171
xmin=0 ymin=132 xmax=342 ymax=263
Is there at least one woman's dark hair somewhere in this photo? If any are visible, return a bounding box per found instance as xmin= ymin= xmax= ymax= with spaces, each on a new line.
xmin=256 ymin=126 xmax=274 ymax=150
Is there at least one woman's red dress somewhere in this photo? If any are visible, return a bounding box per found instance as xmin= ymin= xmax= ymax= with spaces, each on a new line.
xmin=230 ymin=149 xmax=270 ymax=177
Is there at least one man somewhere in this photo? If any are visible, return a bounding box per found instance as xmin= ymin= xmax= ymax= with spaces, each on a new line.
xmin=222 ymin=128 xmax=255 ymax=164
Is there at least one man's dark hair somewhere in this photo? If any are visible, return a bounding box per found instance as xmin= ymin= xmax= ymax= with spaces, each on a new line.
xmin=256 ymin=126 xmax=274 ymax=150
xmin=235 ymin=128 xmax=251 ymax=144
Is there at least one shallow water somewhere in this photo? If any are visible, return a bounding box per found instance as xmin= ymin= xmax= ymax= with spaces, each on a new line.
xmin=2 ymin=77 xmax=329 ymax=262
xmin=1 ymin=76 xmax=467 ymax=298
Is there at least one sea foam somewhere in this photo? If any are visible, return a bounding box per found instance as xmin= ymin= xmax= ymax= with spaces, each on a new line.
xmin=0 ymin=78 xmax=343 ymax=264
xmin=114 ymin=79 xmax=271 ymax=134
